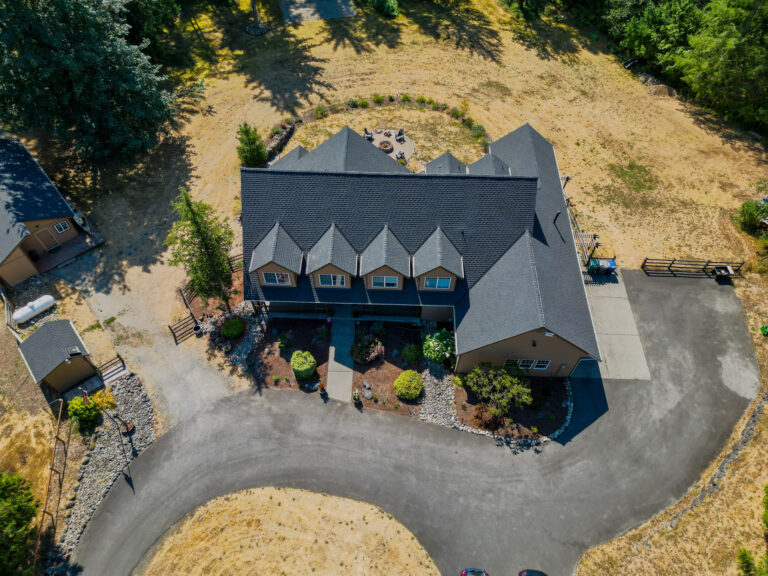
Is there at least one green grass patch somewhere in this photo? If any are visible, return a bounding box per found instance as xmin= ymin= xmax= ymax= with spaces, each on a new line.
xmin=104 ymin=316 xmax=116 ymax=325
xmin=81 ymin=321 xmax=103 ymax=334
xmin=608 ymin=160 xmax=658 ymax=194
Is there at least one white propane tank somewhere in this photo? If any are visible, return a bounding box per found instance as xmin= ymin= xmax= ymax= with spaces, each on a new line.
xmin=12 ymin=295 xmax=56 ymax=324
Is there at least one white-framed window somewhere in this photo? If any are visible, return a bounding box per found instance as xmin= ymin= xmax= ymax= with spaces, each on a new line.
xmin=54 ymin=220 xmax=71 ymax=234
xmin=371 ymin=275 xmax=398 ymax=288
xmin=517 ymin=359 xmax=535 ymax=370
xmin=423 ymin=277 xmax=451 ymax=289
xmin=262 ymin=271 xmax=290 ymax=285
xmin=318 ymin=274 xmax=345 ymax=287
xmin=533 ymin=360 xmax=551 ymax=370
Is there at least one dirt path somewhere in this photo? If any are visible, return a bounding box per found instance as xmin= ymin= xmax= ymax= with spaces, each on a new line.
xmin=136 ymin=487 xmax=439 ymax=575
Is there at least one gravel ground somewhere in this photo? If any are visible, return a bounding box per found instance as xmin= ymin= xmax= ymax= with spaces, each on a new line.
xmin=418 ymin=361 xmax=458 ymax=428
xmin=52 ymin=373 xmax=156 ymax=568
xmin=200 ymin=302 xmax=265 ymax=371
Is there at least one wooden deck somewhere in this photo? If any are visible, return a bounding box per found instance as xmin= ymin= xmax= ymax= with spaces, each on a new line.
xmin=34 ymin=230 xmax=104 ymax=273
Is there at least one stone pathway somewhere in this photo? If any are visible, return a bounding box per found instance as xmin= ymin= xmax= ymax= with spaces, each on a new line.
xmin=418 ymin=361 xmax=457 ymax=427
xmin=326 ymin=318 xmax=354 ymax=403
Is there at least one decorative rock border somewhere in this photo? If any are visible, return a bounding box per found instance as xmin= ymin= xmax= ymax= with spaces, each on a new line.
xmin=199 ymin=301 xmax=266 ymax=372
xmin=263 ymin=93 xmax=492 ymax=165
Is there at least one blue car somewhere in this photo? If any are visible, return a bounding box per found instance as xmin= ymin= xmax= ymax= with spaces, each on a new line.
xmin=519 ymin=571 xmax=549 ymax=576
xmin=460 ymin=570 xmax=489 ymax=576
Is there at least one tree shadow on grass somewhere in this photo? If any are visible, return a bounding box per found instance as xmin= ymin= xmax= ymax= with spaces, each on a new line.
xmin=400 ymin=0 xmax=503 ymax=62
xmin=683 ymin=105 xmax=768 ymax=157
xmin=318 ymin=4 xmax=403 ymax=54
xmin=26 ymin=133 xmax=196 ymax=296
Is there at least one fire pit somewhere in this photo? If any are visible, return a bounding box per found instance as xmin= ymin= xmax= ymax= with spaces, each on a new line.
xmin=379 ymin=140 xmax=394 ymax=154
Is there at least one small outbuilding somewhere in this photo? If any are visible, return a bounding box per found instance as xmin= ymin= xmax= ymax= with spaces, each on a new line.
xmin=19 ymin=320 xmax=97 ymax=393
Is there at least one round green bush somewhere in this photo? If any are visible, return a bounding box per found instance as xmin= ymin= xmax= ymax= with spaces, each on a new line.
xmin=68 ymin=396 xmax=101 ymax=431
xmin=402 ymin=342 xmax=422 ymax=363
xmin=291 ymin=350 xmax=317 ymax=379
xmin=221 ymin=317 xmax=245 ymax=339
xmin=393 ymin=370 xmax=423 ymax=400
xmin=423 ymin=328 xmax=455 ymax=364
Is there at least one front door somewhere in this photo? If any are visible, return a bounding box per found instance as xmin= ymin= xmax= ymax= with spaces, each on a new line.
xmin=35 ymin=229 xmax=59 ymax=252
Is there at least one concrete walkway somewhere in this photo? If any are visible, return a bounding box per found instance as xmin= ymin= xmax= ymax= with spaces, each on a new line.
xmin=326 ymin=317 xmax=354 ymax=403
xmin=71 ymin=272 xmax=761 ymax=576
xmin=582 ymin=269 xmax=651 ymax=380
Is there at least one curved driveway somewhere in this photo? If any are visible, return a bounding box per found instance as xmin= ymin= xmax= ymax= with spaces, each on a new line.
xmin=72 ymin=272 xmax=760 ymax=576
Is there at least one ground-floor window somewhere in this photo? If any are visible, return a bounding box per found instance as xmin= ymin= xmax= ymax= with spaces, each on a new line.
xmin=371 ymin=275 xmax=398 ymax=288
xmin=506 ymin=359 xmax=550 ymax=370
xmin=318 ymin=274 xmax=345 ymax=287
xmin=262 ymin=271 xmax=290 ymax=285
xmin=54 ymin=220 xmax=71 ymax=234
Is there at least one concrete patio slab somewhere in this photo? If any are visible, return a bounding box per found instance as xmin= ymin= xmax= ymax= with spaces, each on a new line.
xmin=585 ymin=270 xmax=651 ymax=381
xmin=326 ymin=318 xmax=354 ymax=402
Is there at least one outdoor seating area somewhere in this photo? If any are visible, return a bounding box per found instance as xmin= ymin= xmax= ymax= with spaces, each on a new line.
xmin=365 ymin=128 xmax=415 ymax=163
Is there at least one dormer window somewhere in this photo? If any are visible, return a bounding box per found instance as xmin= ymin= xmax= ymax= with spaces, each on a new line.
xmin=263 ymin=271 xmax=290 ymax=285
xmin=423 ymin=277 xmax=451 ymax=289
xmin=372 ymin=275 xmax=398 ymax=288
xmin=318 ymin=274 xmax=346 ymax=287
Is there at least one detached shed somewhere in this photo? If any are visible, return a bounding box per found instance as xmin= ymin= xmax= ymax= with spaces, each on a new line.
xmin=19 ymin=320 xmax=97 ymax=392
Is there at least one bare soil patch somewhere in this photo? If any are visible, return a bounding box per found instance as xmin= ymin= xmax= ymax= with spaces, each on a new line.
xmin=136 ymin=487 xmax=439 ymax=576
xmin=454 ymin=377 xmax=567 ymax=439
xmin=352 ymin=322 xmax=423 ymax=415
xmin=251 ymin=318 xmax=329 ymax=389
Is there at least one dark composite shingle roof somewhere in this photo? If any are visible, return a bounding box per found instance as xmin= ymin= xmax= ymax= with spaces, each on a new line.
xmin=270 ymin=145 xmax=308 ymax=170
xmin=306 ymin=223 xmax=358 ymax=275
xmin=19 ymin=320 xmax=89 ymax=384
xmin=360 ymin=225 xmax=411 ymax=276
xmin=248 ymin=222 xmax=303 ymax=274
xmin=412 ymin=227 xmax=463 ymax=278
xmin=242 ymin=125 xmax=600 ymax=360
xmin=0 ymin=136 xmax=74 ymax=262
xmin=270 ymin=127 xmax=410 ymax=174
xmin=425 ymin=152 xmax=466 ymax=175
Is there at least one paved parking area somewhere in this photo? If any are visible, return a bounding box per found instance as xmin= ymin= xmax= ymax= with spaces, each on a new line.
xmin=72 ymin=271 xmax=760 ymax=576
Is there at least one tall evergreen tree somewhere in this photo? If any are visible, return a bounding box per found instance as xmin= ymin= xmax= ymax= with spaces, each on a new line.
xmin=124 ymin=0 xmax=180 ymax=58
xmin=0 ymin=473 xmax=38 ymax=575
xmin=165 ymin=188 xmax=235 ymax=307
xmin=0 ymin=0 xmax=175 ymax=159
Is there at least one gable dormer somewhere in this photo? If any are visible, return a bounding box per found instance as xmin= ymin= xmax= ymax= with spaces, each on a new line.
xmin=412 ymin=227 xmax=463 ymax=291
xmin=306 ymin=223 xmax=357 ymax=288
xmin=248 ymin=222 xmax=303 ymax=286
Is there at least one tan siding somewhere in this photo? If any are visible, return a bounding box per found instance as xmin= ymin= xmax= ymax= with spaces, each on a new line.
xmin=0 ymin=246 xmax=38 ymax=286
xmin=455 ymin=330 xmax=587 ymax=377
xmin=365 ymin=265 xmax=404 ymax=290
xmin=254 ymin=262 xmax=297 ymax=287
xmin=24 ymin=217 xmax=79 ymax=247
xmin=417 ymin=266 xmax=457 ymax=291
xmin=310 ymin=263 xmax=350 ymax=288
xmin=43 ymin=357 xmax=97 ymax=393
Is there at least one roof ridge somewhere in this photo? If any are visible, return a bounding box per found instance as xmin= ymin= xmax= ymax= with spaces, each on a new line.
xmin=524 ymin=231 xmax=545 ymax=326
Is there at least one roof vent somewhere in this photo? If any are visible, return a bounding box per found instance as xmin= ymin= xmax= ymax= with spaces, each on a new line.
xmin=66 ymin=346 xmax=82 ymax=357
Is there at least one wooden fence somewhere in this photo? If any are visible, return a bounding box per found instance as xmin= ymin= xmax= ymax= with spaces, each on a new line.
xmin=641 ymin=257 xmax=745 ymax=277
xmin=566 ymin=198 xmax=601 ymax=265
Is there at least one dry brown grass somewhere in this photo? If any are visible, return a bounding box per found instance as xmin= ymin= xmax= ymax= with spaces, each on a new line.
xmin=0 ymin=405 xmax=55 ymax=503
xmin=136 ymin=487 xmax=440 ymax=576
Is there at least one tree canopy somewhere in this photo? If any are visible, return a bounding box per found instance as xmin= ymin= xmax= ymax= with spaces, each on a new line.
xmin=165 ymin=188 xmax=235 ymax=306
xmin=0 ymin=0 xmax=175 ymax=159
xmin=0 ymin=472 xmax=38 ymax=575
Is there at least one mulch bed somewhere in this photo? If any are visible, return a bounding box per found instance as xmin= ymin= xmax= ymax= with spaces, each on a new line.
xmin=454 ymin=377 xmax=568 ymax=439
xmin=250 ymin=318 xmax=330 ymax=390
xmin=352 ymin=322 xmax=423 ymax=416
xmin=189 ymin=269 xmax=245 ymax=320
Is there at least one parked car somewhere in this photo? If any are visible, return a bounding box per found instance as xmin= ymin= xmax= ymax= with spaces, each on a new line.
xmin=518 ymin=570 xmax=549 ymax=576
xmin=461 ymin=570 xmax=489 ymax=576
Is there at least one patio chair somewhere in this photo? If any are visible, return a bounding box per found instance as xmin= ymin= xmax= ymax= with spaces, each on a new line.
xmin=395 ymin=150 xmax=405 ymax=161
xmin=395 ymin=129 xmax=405 ymax=143
xmin=364 ymin=128 xmax=374 ymax=141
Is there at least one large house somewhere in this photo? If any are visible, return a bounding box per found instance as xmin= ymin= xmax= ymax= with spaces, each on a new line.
xmin=0 ymin=136 xmax=102 ymax=286
xmin=241 ymin=124 xmax=600 ymax=377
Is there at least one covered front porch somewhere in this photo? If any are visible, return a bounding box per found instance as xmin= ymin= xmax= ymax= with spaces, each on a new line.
xmin=33 ymin=228 xmax=104 ymax=274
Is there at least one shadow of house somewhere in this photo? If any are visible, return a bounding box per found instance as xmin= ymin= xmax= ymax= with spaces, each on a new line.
xmin=0 ymin=136 xmax=103 ymax=287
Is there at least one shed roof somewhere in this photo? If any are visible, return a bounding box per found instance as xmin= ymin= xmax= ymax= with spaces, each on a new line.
xmin=18 ymin=320 xmax=89 ymax=384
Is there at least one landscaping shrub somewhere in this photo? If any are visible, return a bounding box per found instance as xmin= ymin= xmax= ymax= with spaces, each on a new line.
xmin=290 ymin=350 xmax=317 ymax=379
xmin=352 ymin=333 xmax=384 ymax=363
xmin=347 ymin=98 xmax=358 ymax=108
xmin=269 ymin=125 xmax=281 ymax=137
xmin=372 ymin=93 xmax=385 ymax=105
xmin=0 ymin=473 xmax=38 ymax=575
xmin=91 ymin=389 xmax=116 ymax=411
xmin=430 ymin=101 xmax=441 ymax=110
xmin=402 ymin=342 xmax=422 ymax=363
xmin=356 ymin=98 xmax=370 ymax=108
xmin=372 ymin=0 xmax=398 ymax=17
xmin=393 ymin=370 xmax=423 ymax=400
xmin=422 ymin=328 xmax=455 ymax=365
xmin=388 ymin=94 xmax=395 ymax=102
xmin=426 ymin=97 xmax=435 ymax=105
xmin=278 ymin=333 xmax=292 ymax=349
xmin=314 ymin=105 xmax=328 ymax=119
xmin=450 ymin=107 xmax=463 ymax=119
xmin=400 ymin=93 xmax=412 ymax=102
xmin=398 ymin=158 xmax=406 ymax=165
xmin=471 ymin=123 xmax=486 ymax=138
xmin=68 ymin=396 xmax=101 ymax=432
xmin=453 ymin=373 xmax=466 ymax=388
xmin=737 ymin=198 xmax=768 ymax=236
xmin=236 ymin=122 xmax=267 ymax=167
xmin=221 ymin=317 xmax=245 ymax=339
xmin=465 ymin=363 xmax=533 ymax=415
xmin=415 ymin=96 xmax=427 ymax=104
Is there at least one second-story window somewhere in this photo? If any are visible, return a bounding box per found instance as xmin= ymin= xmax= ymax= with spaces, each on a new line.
xmin=262 ymin=271 xmax=290 ymax=285
xmin=423 ymin=277 xmax=451 ymax=289
xmin=318 ymin=274 xmax=345 ymax=287
xmin=372 ymin=275 xmax=398 ymax=288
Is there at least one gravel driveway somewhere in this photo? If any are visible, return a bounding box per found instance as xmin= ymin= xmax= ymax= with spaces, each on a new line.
xmin=69 ymin=271 xmax=760 ymax=576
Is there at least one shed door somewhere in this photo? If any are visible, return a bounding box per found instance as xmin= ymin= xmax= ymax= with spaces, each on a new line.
xmin=35 ymin=229 xmax=59 ymax=251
